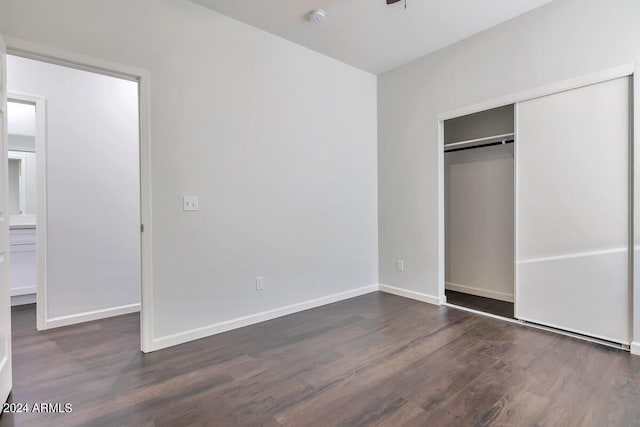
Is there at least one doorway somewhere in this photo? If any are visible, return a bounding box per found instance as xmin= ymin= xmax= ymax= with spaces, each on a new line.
xmin=6 ymin=99 xmax=38 ymax=314
xmin=6 ymin=54 xmax=143 ymax=335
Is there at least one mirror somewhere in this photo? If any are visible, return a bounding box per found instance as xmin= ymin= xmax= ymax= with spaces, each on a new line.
xmin=8 ymin=157 xmax=23 ymax=215
xmin=7 ymin=151 xmax=36 ymax=225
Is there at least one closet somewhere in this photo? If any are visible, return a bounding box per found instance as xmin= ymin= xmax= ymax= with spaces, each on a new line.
xmin=444 ymin=105 xmax=515 ymax=318
xmin=443 ymin=75 xmax=632 ymax=346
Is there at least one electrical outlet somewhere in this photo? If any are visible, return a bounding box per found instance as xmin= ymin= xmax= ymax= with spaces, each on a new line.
xmin=183 ymin=196 xmax=199 ymax=211
xmin=256 ymin=276 xmax=264 ymax=291
xmin=396 ymin=260 xmax=404 ymax=272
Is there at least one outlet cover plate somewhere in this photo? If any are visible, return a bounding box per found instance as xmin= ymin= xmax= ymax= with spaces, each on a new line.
xmin=183 ymin=196 xmax=199 ymax=211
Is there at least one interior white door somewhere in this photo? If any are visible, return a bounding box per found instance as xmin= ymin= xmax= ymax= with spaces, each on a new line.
xmin=516 ymin=76 xmax=631 ymax=344
xmin=0 ymin=35 xmax=12 ymax=404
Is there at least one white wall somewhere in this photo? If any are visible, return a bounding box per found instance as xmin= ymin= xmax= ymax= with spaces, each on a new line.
xmin=377 ymin=0 xmax=640 ymax=347
xmin=7 ymin=101 xmax=35 ymax=136
xmin=0 ymin=0 xmax=378 ymax=347
xmin=445 ymin=145 xmax=514 ymax=302
xmin=7 ymin=55 xmax=141 ymax=319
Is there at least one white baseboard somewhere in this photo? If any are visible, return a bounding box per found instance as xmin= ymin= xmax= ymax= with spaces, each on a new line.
xmin=378 ymin=284 xmax=440 ymax=306
xmin=45 ymin=303 xmax=141 ymax=329
xmin=152 ymin=284 xmax=379 ymax=351
xmin=631 ymin=341 xmax=640 ymax=356
xmin=11 ymin=286 xmax=36 ymax=297
xmin=445 ymin=282 xmax=514 ymax=303
xmin=11 ymin=294 xmax=36 ymax=306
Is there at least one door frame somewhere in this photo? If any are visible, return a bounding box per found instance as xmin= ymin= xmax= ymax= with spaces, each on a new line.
xmin=437 ymin=63 xmax=637 ymax=351
xmin=3 ymin=36 xmax=155 ymax=353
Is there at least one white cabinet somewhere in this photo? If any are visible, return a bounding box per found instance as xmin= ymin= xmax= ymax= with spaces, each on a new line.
xmin=10 ymin=227 xmax=36 ymax=305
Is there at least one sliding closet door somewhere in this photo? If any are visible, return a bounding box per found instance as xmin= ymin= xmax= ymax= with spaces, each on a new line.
xmin=516 ymin=77 xmax=630 ymax=344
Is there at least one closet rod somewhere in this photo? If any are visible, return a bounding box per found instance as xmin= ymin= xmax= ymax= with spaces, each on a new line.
xmin=445 ymin=132 xmax=514 ymax=148
xmin=444 ymin=139 xmax=514 ymax=153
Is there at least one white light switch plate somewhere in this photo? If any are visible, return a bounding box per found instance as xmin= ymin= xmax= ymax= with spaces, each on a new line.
xmin=183 ymin=196 xmax=199 ymax=211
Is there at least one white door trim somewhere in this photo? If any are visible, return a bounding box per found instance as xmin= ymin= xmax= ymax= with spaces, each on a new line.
xmin=0 ymin=33 xmax=12 ymax=406
xmin=3 ymin=36 xmax=154 ymax=353
xmin=438 ymin=63 xmax=636 ymax=349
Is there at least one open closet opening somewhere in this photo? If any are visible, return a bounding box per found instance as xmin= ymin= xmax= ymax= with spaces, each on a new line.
xmin=444 ymin=104 xmax=515 ymax=319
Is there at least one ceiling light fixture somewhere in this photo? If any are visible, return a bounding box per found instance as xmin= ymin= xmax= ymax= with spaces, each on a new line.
xmin=308 ymin=8 xmax=326 ymax=23
xmin=387 ymin=0 xmax=407 ymax=9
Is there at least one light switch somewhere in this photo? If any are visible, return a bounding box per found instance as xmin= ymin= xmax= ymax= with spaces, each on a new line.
xmin=183 ymin=196 xmax=199 ymax=211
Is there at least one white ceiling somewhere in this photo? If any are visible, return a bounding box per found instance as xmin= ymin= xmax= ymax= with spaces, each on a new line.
xmin=192 ymin=0 xmax=554 ymax=74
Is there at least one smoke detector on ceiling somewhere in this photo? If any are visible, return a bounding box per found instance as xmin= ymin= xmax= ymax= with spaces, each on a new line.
xmin=308 ymin=8 xmax=326 ymax=23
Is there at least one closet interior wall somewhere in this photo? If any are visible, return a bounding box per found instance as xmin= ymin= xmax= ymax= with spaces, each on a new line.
xmin=444 ymin=105 xmax=515 ymax=305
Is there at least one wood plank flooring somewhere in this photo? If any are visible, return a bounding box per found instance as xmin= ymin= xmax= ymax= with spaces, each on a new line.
xmin=1 ymin=292 xmax=639 ymax=426
xmin=445 ymin=290 xmax=515 ymax=319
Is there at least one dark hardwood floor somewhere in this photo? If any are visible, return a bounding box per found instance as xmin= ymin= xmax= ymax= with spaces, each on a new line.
xmin=445 ymin=290 xmax=515 ymax=319
xmin=1 ymin=292 xmax=639 ymax=426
